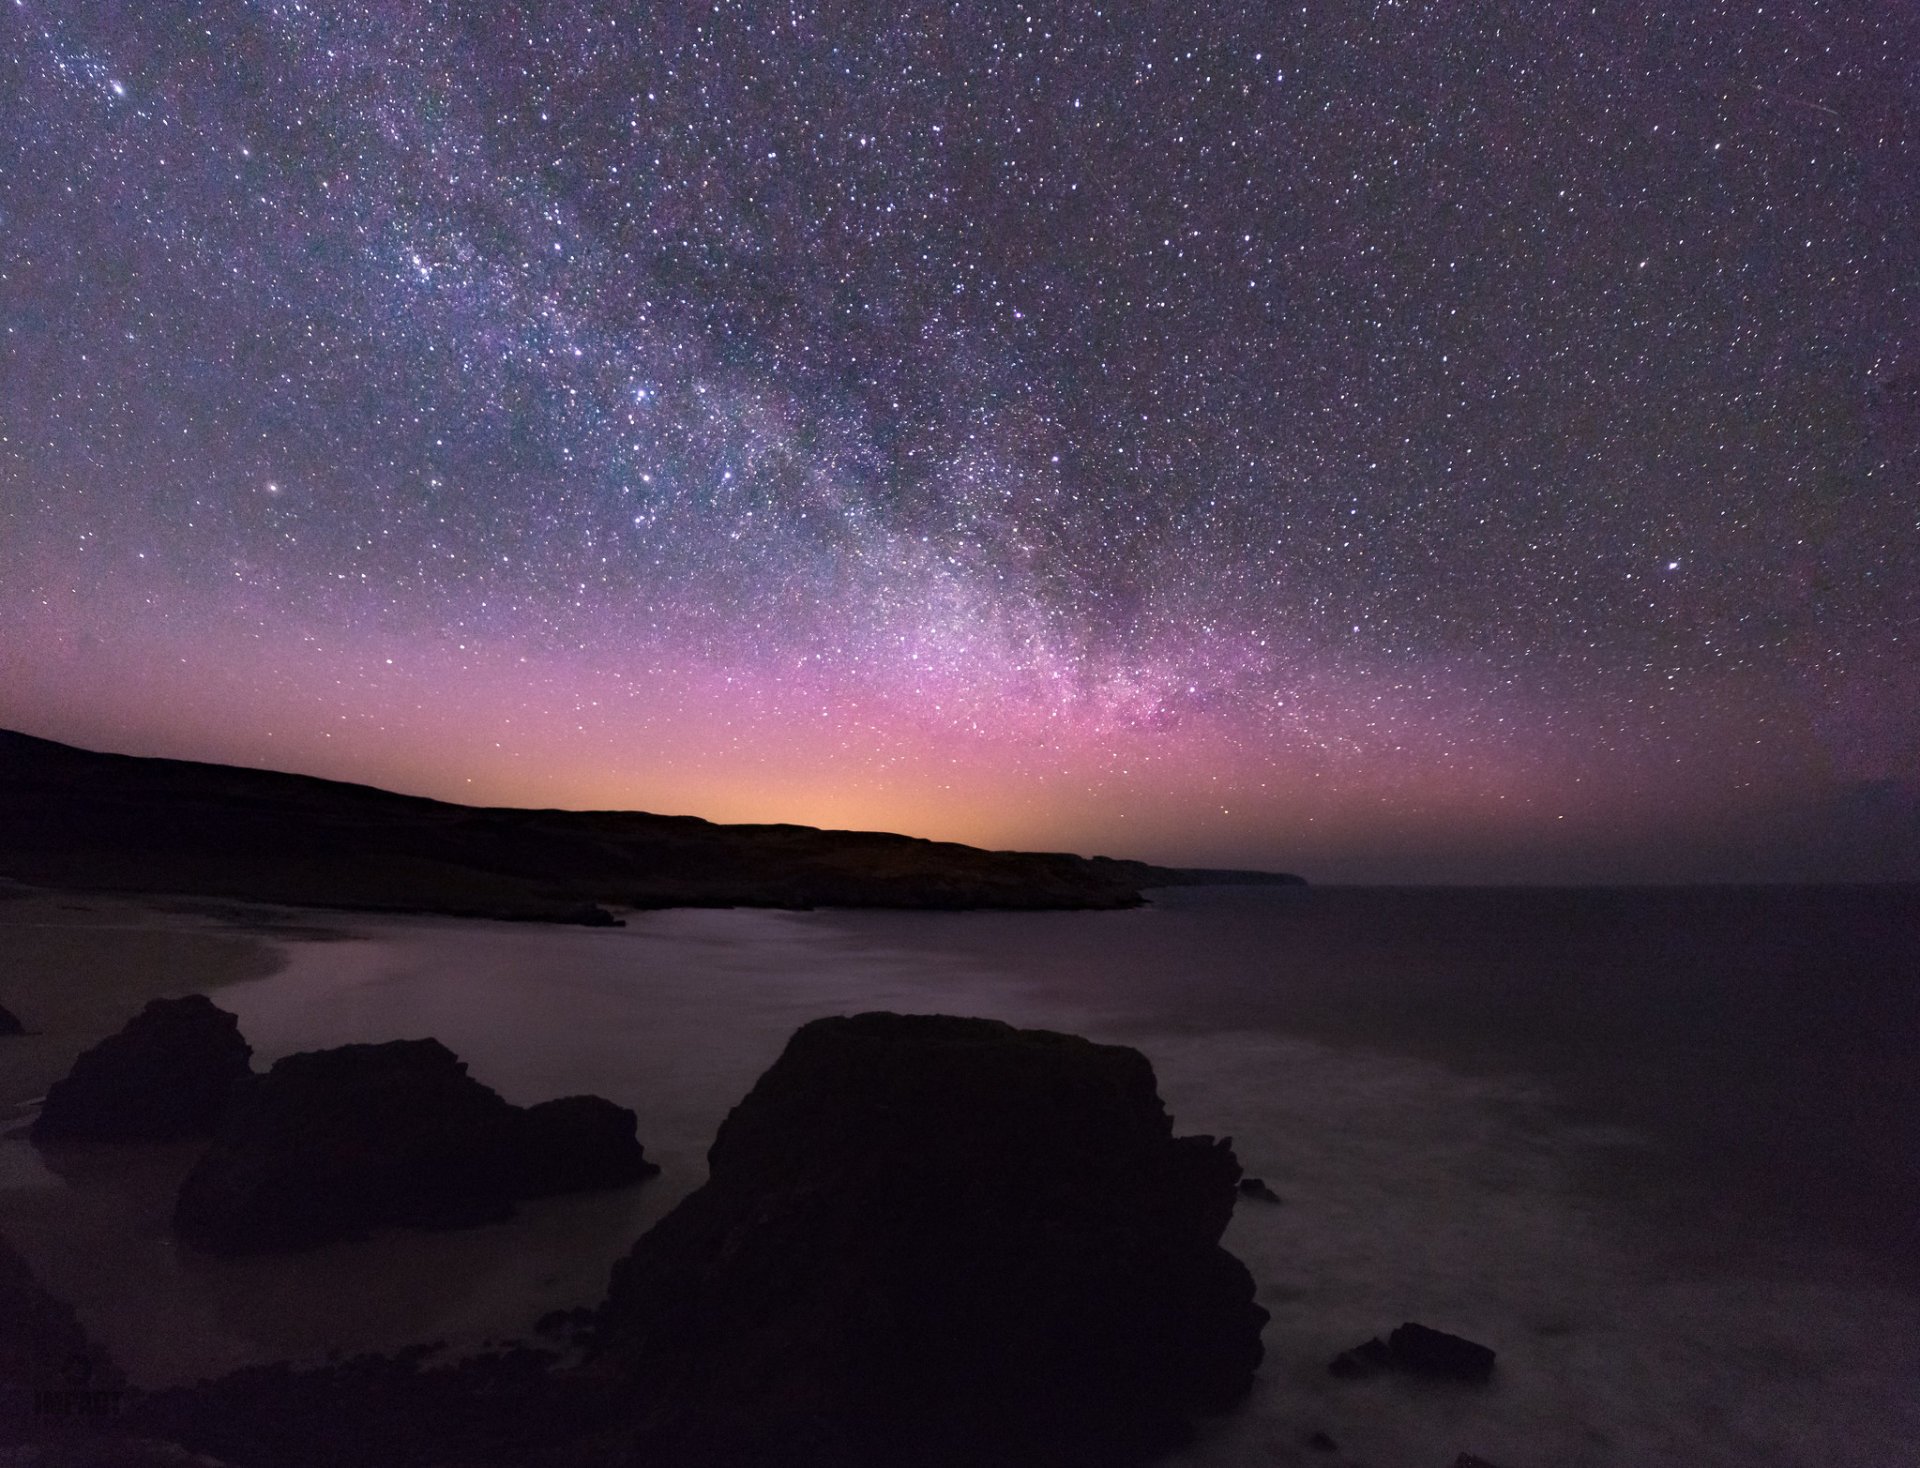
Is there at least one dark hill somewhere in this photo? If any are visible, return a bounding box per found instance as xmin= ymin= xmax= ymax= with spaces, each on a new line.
xmin=0 ymin=730 xmax=1302 ymax=921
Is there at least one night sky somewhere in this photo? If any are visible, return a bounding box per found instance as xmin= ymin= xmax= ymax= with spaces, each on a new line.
xmin=3 ymin=2 xmax=1916 ymax=882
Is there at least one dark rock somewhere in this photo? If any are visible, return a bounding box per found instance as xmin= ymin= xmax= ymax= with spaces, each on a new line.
xmin=0 ymin=1000 xmax=21 ymax=1035
xmin=0 ymin=1254 xmax=143 ymax=1458
xmin=1388 ymin=1322 xmax=1496 ymax=1383
xmin=1236 ymin=1176 xmax=1281 ymax=1203
xmin=172 ymin=1040 xmax=654 ymax=1254
xmin=120 ymin=1346 xmax=609 ymax=1468
xmin=559 ymin=903 xmax=623 ymax=927
xmin=597 ymin=1012 xmax=1268 ymax=1468
xmin=1328 ymin=1336 xmax=1395 ymax=1378
xmin=1086 ymin=856 xmax=1308 ymax=889
xmin=1305 ymin=1429 xmax=1339 ymax=1451
xmin=173 ymin=1040 xmax=516 ymax=1252
xmin=1 ymin=1231 xmax=125 ymax=1419
xmin=32 ymin=995 xmax=250 ymax=1142
xmin=1329 ymin=1323 xmax=1496 ymax=1384
xmin=509 ymin=1095 xmax=658 ymax=1198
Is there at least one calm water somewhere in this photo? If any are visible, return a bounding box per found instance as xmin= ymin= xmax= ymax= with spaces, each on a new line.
xmin=4 ymin=884 xmax=1917 ymax=1467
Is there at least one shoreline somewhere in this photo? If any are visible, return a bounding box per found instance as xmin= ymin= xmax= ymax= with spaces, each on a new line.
xmin=3 ymin=886 xmax=1917 ymax=1466
xmin=0 ymin=886 xmax=319 ymax=1115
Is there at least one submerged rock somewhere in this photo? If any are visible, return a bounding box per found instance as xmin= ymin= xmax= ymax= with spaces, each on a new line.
xmin=32 ymin=995 xmax=251 ymax=1142
xmin=598 ymin=1011 xmax=1268 ymax=1468
xmin=173 ymin=1039 xmax=655 ymax=1254
xmin=1328 ymin=1322 xmax=1496 ymax=1384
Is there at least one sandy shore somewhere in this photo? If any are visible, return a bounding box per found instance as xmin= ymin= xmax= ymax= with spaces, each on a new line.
xmin=0 ymin=892 xmax=658 ymax=1391
xmin=0 ymin=885 xmax=360 ymax=1413
xmin=0 ymin=884 xmax=314 ymax=1115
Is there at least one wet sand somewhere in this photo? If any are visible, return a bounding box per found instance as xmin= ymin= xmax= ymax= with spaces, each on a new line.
xmin=0 ymin=886 xmax=296 ymax=1114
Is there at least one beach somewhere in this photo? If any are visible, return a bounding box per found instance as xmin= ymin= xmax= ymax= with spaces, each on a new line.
xmin=3 ymin=884 xmax=1918 ymax=1465
xmin=0 ymin=886 xmax=294 ymax=1115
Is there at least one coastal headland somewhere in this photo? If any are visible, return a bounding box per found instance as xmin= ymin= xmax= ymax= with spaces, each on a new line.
xmin=0 ymin=729 xmax=1303 ymax=922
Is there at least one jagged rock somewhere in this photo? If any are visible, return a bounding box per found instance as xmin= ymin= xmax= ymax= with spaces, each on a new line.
xmin=1388 ymin=1322 xmax=1496 ymax=1383
xmin=32 ymin=995 xmax=251 ymax=1142
xmin=1328 ymin=1323 xmax=1496 ymax=1384
xmin=173 ymin=1040 xmax=654 ymax=1254
xmin=510 ymin=1095 xmax=657 ymax=1197
xmin=0 ymin=1000 xmax=22 ymax=1035
xmin=1236 ymin=1176 xmax=1281 ymax=1203
xmin=597 ymin=1012 xmax=1268 ymax=1468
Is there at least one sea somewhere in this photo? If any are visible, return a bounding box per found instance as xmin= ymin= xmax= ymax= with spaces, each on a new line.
xmin=4 ymin=884 xmax=1918 ymax=1467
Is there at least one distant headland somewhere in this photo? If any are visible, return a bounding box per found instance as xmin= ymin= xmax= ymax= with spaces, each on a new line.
xmin=0 ymin=729 xmax=1304 ymax=921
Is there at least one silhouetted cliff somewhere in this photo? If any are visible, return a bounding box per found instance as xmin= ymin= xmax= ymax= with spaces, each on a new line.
xmin=0 ymin=730 xmax=1302 ymax=920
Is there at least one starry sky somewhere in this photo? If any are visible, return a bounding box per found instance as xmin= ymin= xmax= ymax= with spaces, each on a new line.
xmin=2 ymin=1 xmax=1916 ymax=882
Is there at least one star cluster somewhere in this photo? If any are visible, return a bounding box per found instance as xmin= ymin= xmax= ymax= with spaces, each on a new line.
xmin=2 ymin=1 xmax=1915 ymax=879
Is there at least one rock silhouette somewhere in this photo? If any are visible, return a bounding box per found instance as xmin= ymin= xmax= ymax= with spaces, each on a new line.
xmin=510 ymin=1095 xmax=656 ymax=1197
xmin=0 ymin=727 xmax=1303 ymax=920
xmin=0 ymin=1001 xmax=21 ymax=1036
xmin=173 ymin=1039 xmax=655 ymax=1253
xmin=597 ymin=1011 xmax=1267 ymax=1467
xmin=1328 ymin=1321 xmax=1496 ymax=1384
xmin=1 ymin=1232 xmax=125 ymax=1421
xmin=1388 ymin=1321 xmax=1496 ymax=1382
xmin=31 ymin=995 xmax=251 ymax=1142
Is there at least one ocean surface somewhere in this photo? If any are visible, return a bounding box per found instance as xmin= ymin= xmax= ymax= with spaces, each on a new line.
xmin=4 ymin=884 xmax=1918 ymax=1467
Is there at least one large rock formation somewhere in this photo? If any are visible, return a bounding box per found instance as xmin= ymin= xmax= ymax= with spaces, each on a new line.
xmin=31 ymin=995 xmax=251 ymax=1142
xmin=173 ymin=1040 xmax=656 ymax=1254
xmin=597 ymin=1012 xmax=1267 ymax=1468
xmin=509 ymin=1095 xmax=656 ymax=1198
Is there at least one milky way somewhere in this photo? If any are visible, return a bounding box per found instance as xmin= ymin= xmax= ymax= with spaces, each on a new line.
xmin=2 ymin=1 xmax=1916 ymax=879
